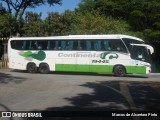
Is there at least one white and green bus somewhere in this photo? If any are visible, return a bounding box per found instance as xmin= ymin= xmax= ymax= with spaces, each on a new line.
xmin=8 ymin=34 xmax=153 ymax=76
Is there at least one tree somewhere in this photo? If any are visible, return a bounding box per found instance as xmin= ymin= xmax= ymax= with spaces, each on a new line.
xmin=44 ymin=12 xmax=63 ymax=36
xmin=0 ymin=13 xmax=18 ymax=37
xmin=0 ymin=0 xmax=62 ymax=19
xmin=77 ymin=0 xmax=160 ymax=67
xmin=60 ymin=10 xmax=75 ymax=35
xmin=22 ymin=12 xmax=43 ymax=36
xmin=0 ymin=2 xmax=6 ymax=14
xmin=77 ymin=0 xmax=160 ymax=35
xmin=70 ymin=11 xmax=129 ymax=35
xmin=44 ymin=10 xmax=75 ymax=36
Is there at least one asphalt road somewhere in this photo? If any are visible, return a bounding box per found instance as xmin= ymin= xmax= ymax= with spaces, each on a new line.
xmin=0 ymin=69 xmax=160 ymax=120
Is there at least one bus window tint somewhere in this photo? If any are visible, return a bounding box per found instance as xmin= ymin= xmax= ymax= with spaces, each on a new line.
xmin=55 ymin=41 xmax=60 ymax=50
xmin=46 ymin=41 xmax=50 ymax=50
xmin=22 ymin=41 xmax=26 ymax=50
xmin=34 ymin=40 xmax=43 ymax=50
xmin=47 ymin=40 xmax=55 ymax=50
xmin=11 ymin=40 xmax=23 ymax=50
xmin=77 ymin=40 xmax=84 ymax=50
xmin=86 ymin=40 xmax=92 ymax=50
xmin=61 ymin=41 xmax=66 ymax=50
xmin=11 ymin=41 xmax=17 ymax=49
xmin=28 ymin=40 xmax=38 ymax=50
xmin=102 ymin=39 xmax=127 ymax=52
xmin=42 ymin=40 xmax=50 ymax=50
xmin=94 ymin=40 xmax=101 ymax=50
xmin=122 ymin=38 xmax=144 ymax=52
xmin=28 ymin=41 xmax=32 ymax=50
xmin=67 ymin=41 xmax=74 ymax=50
xmin=103 ymin=40 xmax=109 ymax=51
xmin=10 ymin=39 xmax=126 ymax=52
xmin=131 ymin=46 xmax=151 ymax=63
xmin=109 ymin=39 xmax=127 ymax=52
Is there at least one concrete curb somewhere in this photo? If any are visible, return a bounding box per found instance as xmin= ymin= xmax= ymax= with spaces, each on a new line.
xmin=150 ymin=73 xmax=160 ymax=75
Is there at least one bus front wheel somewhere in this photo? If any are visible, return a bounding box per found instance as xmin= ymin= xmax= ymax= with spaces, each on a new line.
xmin=39 ymin=63 xmax=50 ymax=74
xmin=27 ymin=63 xmax=37 ymax=73
xmin=113 ymin=65 xmax=126 ymax=77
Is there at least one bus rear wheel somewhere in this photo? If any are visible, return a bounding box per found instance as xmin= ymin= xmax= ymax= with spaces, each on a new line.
xmin=39 ymin=63 xmax=50 ymax=74
xmin=113 ymin=65 xmax=126 ymax=77
xmin=27 ymin=63 xmax=37 ymax=73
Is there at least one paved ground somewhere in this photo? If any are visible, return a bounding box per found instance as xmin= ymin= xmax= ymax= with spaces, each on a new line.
xmin=0 ymin=69 xmax=160 ymax=120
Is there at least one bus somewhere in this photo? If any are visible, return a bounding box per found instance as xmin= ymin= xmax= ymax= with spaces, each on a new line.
xmin=8 ymin=34 xmax=154 ymax=77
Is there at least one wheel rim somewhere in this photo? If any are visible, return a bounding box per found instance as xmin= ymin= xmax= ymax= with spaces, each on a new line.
xmin=39 ymin=64 xmax=49 ymax=74
xmin=118 ymin=68 xmax=124 ymax=75
xmin=114 ymin=66 xmax=125 ymax=76
xmin=29 ymin=66 xmax=35 ymax=72
xmin=27 ymin=64 xmax=37 ymax=73
xmin=41 ymin=66 xmax=47 ymax=73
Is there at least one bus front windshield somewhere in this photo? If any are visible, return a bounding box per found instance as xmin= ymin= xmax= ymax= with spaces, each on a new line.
xmin=131 ymin=46 xmax=151 ymax=63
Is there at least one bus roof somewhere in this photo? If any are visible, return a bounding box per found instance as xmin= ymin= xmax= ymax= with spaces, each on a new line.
xmin=9 ymin=34 xmax=144 ymax=42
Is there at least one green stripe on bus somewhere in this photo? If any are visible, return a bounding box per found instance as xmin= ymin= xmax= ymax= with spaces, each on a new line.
xmin=126 ymin=66 xmax=146 ymax=74
xmin=55 ymin=64 xmax=113 ymax=72
xmin=55 ymin=64 xmax=146 ymax=74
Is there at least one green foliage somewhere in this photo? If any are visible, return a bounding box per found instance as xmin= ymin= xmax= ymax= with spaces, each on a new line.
xmin=43 ymin=10 xmax=75 ymax=36
xmin=129 ymin=10 xmax=147 ymax=31
xmin=70 ymin=11 xmax=129 ymax=35
xmin=0 ymin=13 xmax=18 ymax=37
xmin=22 ymin=10 xmax=75 ymax=36
xmin=44 ymin=12 xmax=62 ymax=36
xmin=0 ymin=2 xmax=6 ymax=14
xmin=22 ymin=12 xmax=43 ymax=37
xmin=77 ymin=0 xmax=160 ymax=39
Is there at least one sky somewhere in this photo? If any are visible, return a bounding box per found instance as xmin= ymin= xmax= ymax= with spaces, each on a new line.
xmin=1 ymin=0 xmax=81 ymax=19
xmin=26 ymin=0 xmax=81 ymax=19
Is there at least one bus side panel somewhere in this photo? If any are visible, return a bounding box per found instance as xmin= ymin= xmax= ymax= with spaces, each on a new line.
xmin=126 ymin=66 xmax=146 ymax=74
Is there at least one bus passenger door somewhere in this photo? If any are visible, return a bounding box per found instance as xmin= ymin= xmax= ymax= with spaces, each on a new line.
xmin=131 ymin=46 xmax=149 ymax=74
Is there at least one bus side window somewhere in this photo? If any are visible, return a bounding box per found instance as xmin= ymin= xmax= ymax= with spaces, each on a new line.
xmin=28 ymin=40 xmax=37 ymax=50
xmin=77 ymin=41 xmax=82 ymax=50
xmin=55 ymin=41 xmax=59 ymax=50
xmin=29 ymin=41 xmax=32 ymax=50
xmin=16 ymin=41 xmax=23 ymax=50
xmin=42 ymin=40 xmax=48 ymax=50
xmin=103 ymin=40 xmax=109 ymax=51
xmin=86 ymin=40 xmax=91 ymax=50
xmin=67 ymin=41 xmax=74 ymax=50
xmin=114 ymin=39 xmax=127 ymax=52
xmin=46 ymin=40 xmax=55 ymax=50
xmin=22 ymin=41 xmax=26 ymax=50
xmin=94 ymin=40 xmax=101 ymax=50
xmin=37 ymin=41 xmax=43 ymax=50
xmin=34 ymin=41 xmax=39 ymax=50
xmin=24 ymin=41 xmax=30 ymax=50
xmin=11 ymin=41 xmax=17 ymax=49
xmin=61 ymin=41 xmax=66 ymax=50
xmin=28 ymin=41 xmax=35 ymax=50
xmin=46 ymin=41 xmax=50 ymax=50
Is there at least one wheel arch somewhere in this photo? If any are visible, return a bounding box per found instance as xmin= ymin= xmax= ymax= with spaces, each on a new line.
xmin=113 ymin=64 xmax=127 ymax=73
xmin=39 ymin=62 xmax=50 ymax=68
xmin=38 ymin=62 xmax=50 ymax=74
xmin=26 ymin=62 xmax=38 ymax=73
xmin=26 ymin=62 xmax=37 ymax=70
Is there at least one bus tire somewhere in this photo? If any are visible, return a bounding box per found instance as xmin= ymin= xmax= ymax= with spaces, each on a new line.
xmin=39 ymin=63 xmax=50 ymax=74
xmin=27 ymin=63 xmax=37 ymax=73
xmin=113 ymin=65 xmax=126 ymax=77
